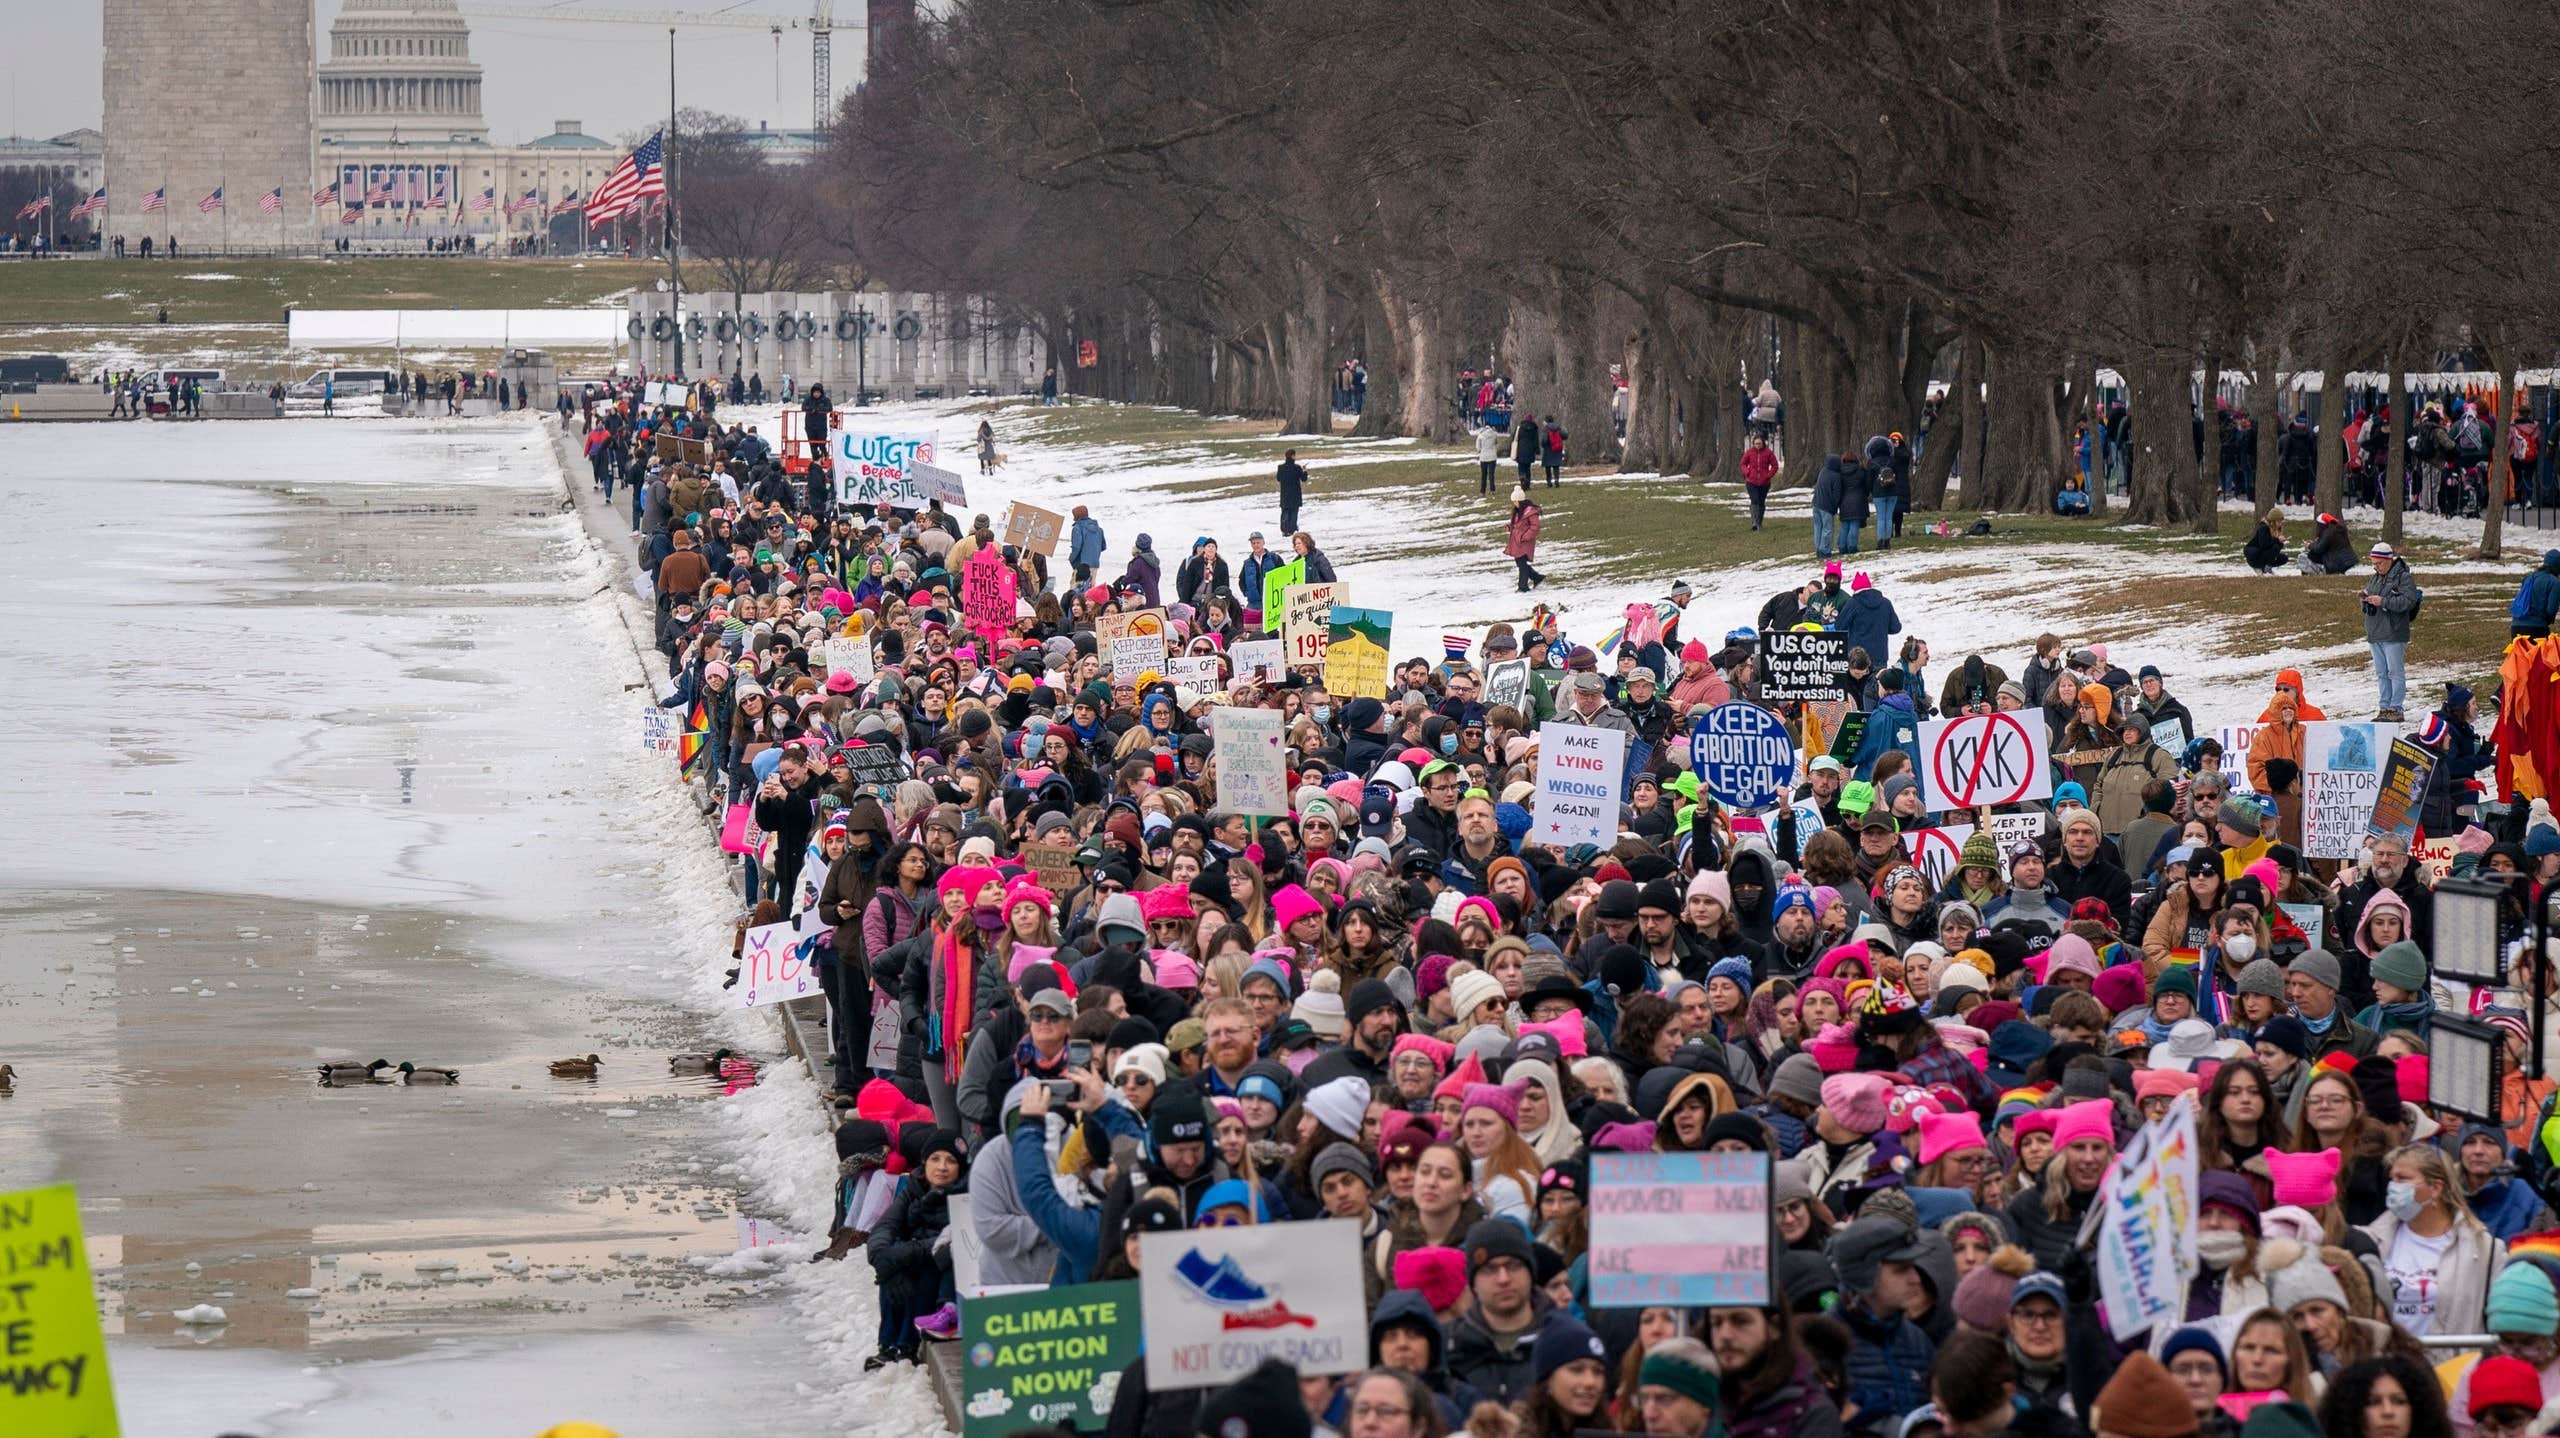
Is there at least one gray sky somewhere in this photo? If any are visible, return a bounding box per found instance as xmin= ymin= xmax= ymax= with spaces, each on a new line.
xmin=11 ymin=2 xmax=869 ymax=145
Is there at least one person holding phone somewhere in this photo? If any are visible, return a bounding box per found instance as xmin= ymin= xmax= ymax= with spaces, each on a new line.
xmin=957 ymin=974 xmax=1079 ymax=1146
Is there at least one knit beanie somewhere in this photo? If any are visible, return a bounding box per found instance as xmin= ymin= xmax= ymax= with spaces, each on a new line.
xmin=1820 ymin=1071 xmax=1893 ymax=1135
xmin=2287 ymin=948 xmax=2343 ymax=993
xmin=2369 ymin=939 xmax=2429 ymax=995
xmin=2471 ymin=1355 xmax=2547 ymax=1417
xmin=2235 ymin=958 xmax=2289 ymax=1000
xmin=2158 ymin=1325 xmax=2226 ymax=1384
xmin=2261 ymin=1238 xmax=2349 ymax=1314
xmin=2090 ymin=1352 xmax=2197 ymax=1438
xmin=1448 ymin=968 xmax=1505 ymax=1022
xmin=2264 ymin=1147 xmax=2341 ymax=1209
xmin=1530 ymin=1316 xmax=1608 ymax=1385
xmin=2256 ymin=1014 xmax=2311 ymax=1061
xmin=2488 ymin=1260 xmax=2560 ymax=1336
xmin=2048 ymin=1098 xmax=2115 ymax=1151
xmin=1950 ymin=1244 xmax=2036 ymax=1332
xmin=1768 ymin=1053 xmax=1826 ymax=1108
xmin=1634 ymin=1337 xmax=1722 ymax=1414
xmin=1391 ymin=1246 xmax=1466 ymax=1312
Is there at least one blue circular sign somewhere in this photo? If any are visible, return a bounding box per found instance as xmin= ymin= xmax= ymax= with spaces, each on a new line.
xmin=1690 ymin=704 xmax=1796 ymax=810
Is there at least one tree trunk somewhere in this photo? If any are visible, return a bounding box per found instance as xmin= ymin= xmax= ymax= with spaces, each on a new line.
xmin=1619 ymin=319 xmax=1664 ymax=474
xmin=2254 ymin=340 xmax=2284 ymax=520
xmin=1913 ymin=340 xmax=1965 ymax=512
xmin=2123 ymin=350 xmax=2186 ymax=527
xmin=1351 ymin=282 xmax=1402 ymax=439
xmin=2384 ymin=352 xmax=2408 ymax=546
xmin=2313 ymin=354 xmax=2346 ymax=518
xmin=2191 ymin=341 xmax=2222 ymax=535
xmin=2481 ymin=345 xmax=2510 ymax=560
xmin=1958 ymin=335 xmax=1993 ymax=511
xmin=1277 ymin=263 xmax=1332 ymax=436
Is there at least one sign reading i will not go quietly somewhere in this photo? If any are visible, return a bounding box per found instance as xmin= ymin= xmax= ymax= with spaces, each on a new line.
xmin=1587 ymin=1151 xmax=1773 ymax=1308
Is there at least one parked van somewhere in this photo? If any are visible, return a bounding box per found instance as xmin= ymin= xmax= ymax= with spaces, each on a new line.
xmin=288 ymin=367 xmax=397 ymax=399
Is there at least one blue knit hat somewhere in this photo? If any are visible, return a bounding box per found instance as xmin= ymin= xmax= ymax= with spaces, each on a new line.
xmin=2489 ymin=1261 xmax=2560 ymax=1336
xmin=1496 ymin=802 xmax=1534 ymax=845
xmin=1772 ymin=885 xmax=1816 ymax=922
xmin=1707 ymin=957 xmax=1755 ymax=991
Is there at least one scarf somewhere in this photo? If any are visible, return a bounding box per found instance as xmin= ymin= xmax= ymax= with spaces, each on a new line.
xmin=2359 ymin=996 xmax=2435 ymax=1034
xmin=2299 ymin=1005 xmax=2338 ymax=1035
xmin=936 ymin=922 xmax=976 ymax=1084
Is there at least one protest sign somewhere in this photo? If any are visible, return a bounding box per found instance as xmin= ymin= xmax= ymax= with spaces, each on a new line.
xmin=1984 ymin=811 xmax=2046 ymax=855
xmin=2150 ymin=716 xmax=2189 ymax=754
xmin=1096 ymin=608 xmax=1167 ymax=649
xmin=961 ymin=548 xmax=1019 ymax=644
xmin=962 ymin=1281 xmax=1144 ymax=1437
xmin=1166 ymin=656 xmax=1222 ymax=707
xmin=2414 ymin=834 xmax=2458 ymax=881
xmin=1918 ymin=713 xmax=2054 ymax=812
xmin=2365 ymin=732 xmax=2436 ymax=847
xmin=1800 ymin=699 xmax=1848 ymax=763
xmin=1024 ymin=844 xmax=1081 ymax=898
xmin=1139 ymin=1218 xmax=1364 ymax=1388
xmin=1259 ymin=558 xmax=1305 ymax=631
xmin=869 ymin=998 xmax=904 ymax=1071
xmin=1758 ymin=630 xmax=1852 ymax=701
xmin=2215 ymin=725 xmax=2263 ymax=785
xmin=839 ymin=742 xmax=904 ymax=797
xmin=1213 ymin=705 xmax=1291 ymax=817
xmin=2280 ymin=901 xmax=2326 ymax=952
xmin=0 ymin=1184 xmax=119 ymax=1436
xmin=1229 ymin=638 xmax=1286 ymax=687
xmin=2092 ymin=1102 xmax=2199 ymax=1341
xmin=910 ymin=461 xmax=970 ymax=507
xmin=1826 ymin=711 xmax=1869 ymax=764
xmin=1001 ymin=502 xmax=1067 ymax=556
xmin=642 ymin=704 xmax=676 ymax=756
xmin=1690 ymin=704 xmax=1795 ymax=810
xmin=2303 ymin=721 xmax=2398 ymax=859
xmin=1325 ymin=607 xmax=1392 ymax=700
xmin=1282 ymin=583 xmax=1342 ymax=670
xmin=1587 ymin=1151 xmax=1773 ymax=1308
xmin=1111 ymin=633 xmax=1168 ymax=686
xmin=645 ymin=379 xmax=689 ymax=407
xmin=825 ymin=638 xmax=875 ymax=684
xmin=1533 ymin=720 xmax=1625 ymax=850
xmin=719 ymin=802 xmax=765 ymax=856
xmin=1484 ymin=658 xmax=1531 ymax=712
xmin=832 ymin=430 xmax=939 ymax=507
xmin=1907 ymin=824 xmax=1976 ymax=892
xmin=737 ymin=912 xmax=826 ymax=1010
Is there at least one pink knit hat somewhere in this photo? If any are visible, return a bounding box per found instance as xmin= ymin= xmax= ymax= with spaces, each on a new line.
xmin=2133 ymin=1068 xmax=2200 ymax=1104
xmin=1807 ymin=1022 xmax=1861 ymax=1073
xmin=1391 ymin=1032 xmax=1454 ymax=1073
xmin=2266 ymin=1146 xmax=2342 ymax=1208
xmin=1139 ymin=884 xmax=1194 ymax=923
xmin=2091 ymin=964 xmax=2145 ymax=1015
xmin=2048 ymin=1099 xmax=2115 ymax=1152
xmin=1461 ymin=1081 xmax=1525 ymax=1130
xmin=1271 ymin=884 xmax=1325 ymax=933
xmin=1392 ymin=1246 xmax=1467 ymax=1312
xmin=1820 ymin=1072 xmax=1894 ymax=1135
xmin=1518 ymin=1015 xmax=1588 ymax=1058
xmin=1915 ymin=1108 xmax=1987 ymax=1167
xmin=2043 ymin=935 xmax=2104 ymax=982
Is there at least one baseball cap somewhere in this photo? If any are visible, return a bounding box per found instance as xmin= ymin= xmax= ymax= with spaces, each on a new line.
xmin=1808 ymin=756 xmax=1844 ymax=774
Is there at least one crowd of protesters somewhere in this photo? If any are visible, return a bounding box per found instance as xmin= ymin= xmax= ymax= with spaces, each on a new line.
xmin=567 ymin=375 xmax=2560 ymax=1438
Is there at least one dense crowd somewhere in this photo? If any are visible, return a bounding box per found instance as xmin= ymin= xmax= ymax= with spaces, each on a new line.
xmin=577 ymin=380 xmax=2560 ymax=1438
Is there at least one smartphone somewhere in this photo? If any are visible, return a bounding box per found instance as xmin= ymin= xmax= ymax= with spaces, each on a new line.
xmin=1045 ymin=1079 xmax=1080 ymax=1102
xmin=1067 ymin=1040 xmax=1092 ymax=1068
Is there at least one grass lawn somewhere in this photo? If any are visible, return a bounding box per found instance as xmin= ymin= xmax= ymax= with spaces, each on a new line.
xmin=0 ymin=258 xmax=659 ymax=327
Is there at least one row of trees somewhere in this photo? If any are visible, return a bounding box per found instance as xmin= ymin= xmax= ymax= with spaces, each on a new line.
xmin=831 ymin=0 xmax=2560 ymax=555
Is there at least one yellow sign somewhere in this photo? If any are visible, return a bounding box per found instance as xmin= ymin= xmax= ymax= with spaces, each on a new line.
xmin=1324 ymin=606 xmax=1393 ymax=701
xmin=0 ymin=1184 xmax=119 ymax=1436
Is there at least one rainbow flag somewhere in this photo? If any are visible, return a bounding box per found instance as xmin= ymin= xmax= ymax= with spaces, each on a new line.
xmin=678 ymin=700 xmax=709 ymax=776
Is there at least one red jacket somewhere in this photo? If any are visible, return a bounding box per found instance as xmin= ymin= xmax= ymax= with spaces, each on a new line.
xmin=1505 ymin=504 xmax=1542 ymax=559
xmin=1741 ymin=446 xmax=1779 ymax=488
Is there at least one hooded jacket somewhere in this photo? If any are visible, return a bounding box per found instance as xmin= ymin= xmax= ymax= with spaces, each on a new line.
xmin=2364 ymin=554 xmax=2420 ymax=644
xmin=1729 ymin=847 xmax=1782 ymax=950
xmin=1364 ymin=1288 xmax=1484 ymax=1428
xmin=1445 ymin=1290 xmax=1559 ymax=1406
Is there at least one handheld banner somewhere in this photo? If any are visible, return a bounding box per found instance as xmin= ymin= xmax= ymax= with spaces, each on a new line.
xmin=1690 ymin=704 xmax=1795 ymax=810
xmin=961 ymin=1280 xmax=1143 ymax=1438
xmin=1587 ymin=1151 xmax=1773 ymax=1307
xmin=1139 ymin=1219 xmax=1364 ymax=1389
xmin=1533 ymin=720 xmax=1624 ymax=850
xmin=0 ymin=1184 xmax=119 ymax=1436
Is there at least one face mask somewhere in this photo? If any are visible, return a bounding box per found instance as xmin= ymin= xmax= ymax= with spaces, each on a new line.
xmin=2385 ymin=1180 xmax=2424 ymax=1222
xmin=1312 ymin=706 xmax=1331 ymax=724
xmin=2222 ymin=932 xmax=2256 ymax=962
xmin=2195 ymin=1230 xmax=2247 ymax=1270
xmin=1439 ymin=735 xmax=1459 ymax=755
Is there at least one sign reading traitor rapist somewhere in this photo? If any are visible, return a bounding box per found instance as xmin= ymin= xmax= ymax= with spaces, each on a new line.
xmin=1587 ymin=1151 xmax=1774 ymax=1308
xmin=1533 ymin=720 xmax=1625 ymax=850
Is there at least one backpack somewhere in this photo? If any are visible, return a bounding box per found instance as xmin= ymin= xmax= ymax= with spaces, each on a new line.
xmin=2458 ymin=414 xmax=2487 ymax=456
xmin=1544 ymin=427 xmax=1564 ymax=458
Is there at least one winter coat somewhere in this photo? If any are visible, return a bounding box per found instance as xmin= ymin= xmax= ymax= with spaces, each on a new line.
xmin=1069 ymin=516 xmax=1106 ymax=569
xmin=969 ymin=1116 xmax=1056 ymax=1287
xmin=1475 ymin=426 xmax=1501 ymax=464
xmin=1812 ymin=456 xmax=1845 ymax=513
xmin=1364 ymin=1289 xmax=1484 ymax=1429
xmin=2419 ymin=706 xmax=2495 ymax=836
xmin=2244 ymin=520 xmax=2288 ymax=571
xmin=1299 ymin=547 xmax=1338 ymax=584
xmin=1838 ymin=588 xmax=1901 ymax=673
xmin=1116 ymin=547 xmax=1162 ymax=607
xmin=1445 ymin=1293 xmax=1559 ymax=1407
xmin=1834 ymin=461 xmax=1873 ymax=523
xmin=1846 ymin=692 xmax=1921 ymax=782
xmin=1741 ymin=445 xmax=1779 ymax=488
xmin=2306 ymin=519 xmax=2356 ymax=574
xmin=1505 ymin=503 xmax=1542 ymax=560
xmin=2364 ymin=555 xmax=2419 ymax=644
xmin=2515 ymin=562 xmax=2560 ymax=635
xmin=1750 ymin=380 xmax=1781 ymax=425
xmin=866 ymin=1174 xmax=961 ymax=1310
xmin=1174 ymin=552 xmax=1231 ymax=609
xmin=2093 ymin=741 xmax=2177 ymax=838
xmin=1838 ymin=1301 xmax=1934 ymax=1418
xmin=1725 ymin=1356 xmax=1848 ymax=1438
xmin=2005 ymin=1173 xmax=2098 ymax=1272
xmin=2358 ymin=1210 xmax=2504 ymax=1334
xmin=1513 ymin=420 xmax=1542 ymax=466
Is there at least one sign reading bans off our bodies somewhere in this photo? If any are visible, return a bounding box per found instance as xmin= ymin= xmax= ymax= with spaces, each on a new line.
xmin=1533 ymin=719 xmax=1626 ymax=850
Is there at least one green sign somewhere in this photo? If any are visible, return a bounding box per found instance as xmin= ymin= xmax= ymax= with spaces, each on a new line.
xmin=1260 ymin=558 xmax=1305 ymax=633
xmin=961 ymin=1279 xmax=1143 ymax=1437
xmin=0 ymin=1184 xmax=120 ymax=1437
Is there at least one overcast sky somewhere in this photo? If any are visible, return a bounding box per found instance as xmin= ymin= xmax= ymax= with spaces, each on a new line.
xmin=11 ymin=2 xmax=870 ymax=145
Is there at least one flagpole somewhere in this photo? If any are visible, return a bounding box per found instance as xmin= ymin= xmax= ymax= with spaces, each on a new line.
xmin=668 ymin=26 xmax=684 ymax=381
xmin=221 ymin=177 xmax=229 ymax=255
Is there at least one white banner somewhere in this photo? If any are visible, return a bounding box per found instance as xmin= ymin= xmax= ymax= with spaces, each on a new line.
xmin=1532 ymin=720 xmax=1624 ymax=850
xmin=833 ymin=430 xmax=939 ymax=508
xmin=1166 ymin=656 xmax=1222 ymax=707
xmin=2302 ymin=721 xmax=2400 ymax=859
xmin=736 ymin=912 xmax=827 ymax=1010
xmin=1212 ymin=706 xmax=1291 ymax=817
xmin=643 ymin=704 xmax=677 ymax=755
xmin=1139 ymin=1218 xmax=1365 ymax=1389
xmin=1110 ymin=633 xmax=1168 ymax=686
xmin=824 ymin=638 xmax=874 ymax=684
xmin=1918 ymin=713 xmax=2055 ymax=812
xmin=1229 ymin=638 xmax=1286 ymax=687
xmin=2092 ymin=1101 xmax=2199 ymax=1341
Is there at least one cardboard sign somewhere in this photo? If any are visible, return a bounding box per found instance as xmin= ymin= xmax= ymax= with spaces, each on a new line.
xmin=1138 ymin=1218 xmax=1365 ymax=1388
xmin=1484 ymin=658 xmax=1531 ymax=712
xmin=1024 ymin=845 xmax=1081 ymax=898
xmin=962 ymin=548 xmax=1019 ymax=645
xmin=2366 ymin=733 xmax=2436 ymax=847
xmin=832 ymin=430 xmax=938 ymax=507
xmin=1212 ymin=705 xmax=1292 ymax=816
xmin=1111 ymin=633 xmax=1168 ymax=686
xmin=1001 ymin=502 xmax=1067 ymax=557
xmin=2303 ymin=721 xmax=2398 ymax=859
xmin=1918 ymin=713 xmax=2054 ymax=812
xmin=825 ymin=638 xmax=875 ymax=684
xmin=910 ymin=461 xmax=970 ymax=507
xmin=2280 ymin=901 xmax=2326 ymax=951
xmin=1258 ymin=558 xmax=1305 ymax=632
xmin=737 ymin=912 xmax=827 ymax=1010
xmin=1588 ymin=1151 xmax=1774 ymax=1308
xmin=1324 ymin=606 xmax=1393 ymax=700
xmin=643 ymin=704 xmax=677 ymax=756
xmin=1229 ymin=638 xmax=1286 ymax=687
xmin=1166 ymin=656 xmax=1222 ymax=707
xmin=1758 ymin=630 xmax=1853 ymax=701
xmin=1533 ymin=720 xmax=1625 ymax=850
xmin=1282 ymin=583 xmax=1342 ymax=671
xmin=961 ymin=1281 xmax=1144 ymax=1438
xmin=0 ymin=1184 xmax=119 ymax=1435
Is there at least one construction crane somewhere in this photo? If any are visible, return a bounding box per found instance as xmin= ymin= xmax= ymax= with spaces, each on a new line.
xmin=457 ymin=3 xmax=845 ymax=130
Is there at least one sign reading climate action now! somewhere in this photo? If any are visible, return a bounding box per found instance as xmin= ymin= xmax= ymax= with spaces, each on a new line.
xmin=1757 ymin=630 xmax=1852 ymax=701
xmin=960 ymin=1279 xmax=1142 ymax=1438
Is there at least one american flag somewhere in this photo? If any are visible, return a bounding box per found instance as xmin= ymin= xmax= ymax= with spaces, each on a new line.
xmin=339 ymin=206 xmax=363 ymax=225
xmin=584 ymin=130 xmax=665 ymax=226
xmin=258 ymin=186 xmax=283 ymax=213
xmin=67 ymin=186 xmax=104 ymax=219
xmin=550 ymin=189 xmax=581 ymax=218
xmin=139 ymin=187 xmax=166 ymax=214
xmin=469 ymin=186 xmax=495 ymax=212
xmin=313 ymin=182 xmax=338 ymax=207
xmin=16 ymin=195 xmax=51 ymax=220
xmin=504 ymin=186 xmax=539 ymax=216
xmin=423 ymin=177 xmax=448 ymax=210
xmin=367 ymin=176 xmax=394 ymax=206
xmin=198 ymin=186 xmax=223 ymax=213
